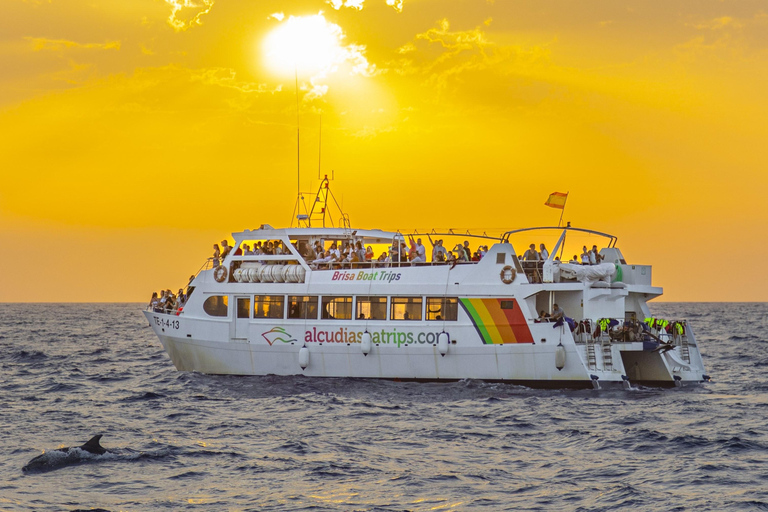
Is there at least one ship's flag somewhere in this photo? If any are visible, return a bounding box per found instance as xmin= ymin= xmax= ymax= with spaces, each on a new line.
xmin=544 ymin=192 xmax=568 ymax=209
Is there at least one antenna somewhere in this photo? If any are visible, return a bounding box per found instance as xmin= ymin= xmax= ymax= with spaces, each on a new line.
xmin=295 ymin=66 xmax=300 ymax=204
xmin=318 ymin=114 xmax=322 ymax=180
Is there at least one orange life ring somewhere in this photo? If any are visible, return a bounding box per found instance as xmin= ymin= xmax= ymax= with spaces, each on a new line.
xmin=213 ymin=265 xmax=228 ymax=283
xmin=500 ymin=265 xmax=516 ymax=284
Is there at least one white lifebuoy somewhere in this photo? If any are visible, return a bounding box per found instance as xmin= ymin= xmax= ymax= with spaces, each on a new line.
xmin=500 ymin=265 xmax=516 ymax=284
xmin=213 ymin=265 xmax=228 ymax=283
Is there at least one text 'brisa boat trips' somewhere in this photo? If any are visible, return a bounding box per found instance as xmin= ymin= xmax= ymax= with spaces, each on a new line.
xmin=144 ymin=180 xmax=709 ymax=389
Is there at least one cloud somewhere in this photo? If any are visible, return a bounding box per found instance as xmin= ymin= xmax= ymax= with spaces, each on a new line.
xmin=394 ymin=18 xmax=495 ymax=79
xmin=327 ymin=0 xmax=365 ymax=10
xmin=689 ymin=16 xmax=742 ymax=31
xmin=326 ymin=0 xmax=403 ymax=12
xmin=26 ymin=38 xmax=120 ymax=52
xmin=386 ymin=0 xmax=403 ymax=12
xmin=269 ymin=12 xmax=285 ymax=21
xmin=164 ymin=0 xmax=215 ymax=32
xmin=190 ymin=67 xmax=272 ymax=95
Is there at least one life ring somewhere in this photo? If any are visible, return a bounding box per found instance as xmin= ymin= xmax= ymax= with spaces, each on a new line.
xmin=213 ymin=265 xmax=228 ymax=283
xmin=500 ymin=265 xmax=516 ymax=284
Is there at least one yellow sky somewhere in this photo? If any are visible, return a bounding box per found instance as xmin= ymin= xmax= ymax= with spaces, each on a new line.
xmin=1 ymin=0 xmax=767 ymax=302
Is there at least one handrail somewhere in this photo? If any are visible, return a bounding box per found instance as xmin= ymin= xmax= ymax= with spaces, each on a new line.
xmin=502 ymin=226 xmax=618 ymax=248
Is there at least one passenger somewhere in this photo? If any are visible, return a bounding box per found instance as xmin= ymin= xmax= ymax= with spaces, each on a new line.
xmin=253 ymin=242 xmax=263 ymax=255
xmin=377 ymin=252 xmax=389 ymax=267
xmin=177 ymin=288 xmax=186 ymax=308
xmin=302 ymin=244 xmax=315 ymax=262
xmin=346 ymin=245 xmax=360 ymax=267
xmin=313 ymin=250 xmax=333 ymax=269
xmin=591 ymin=245 xmax=604 ymax=264
xmin=390 ymin=243 xmax=400 ymax=264
xmin=471 ymin=251 xmax=481 ymax=262
xmin=212 ymin=244 xmax=221 ymax=267
xmin=454 ymin=244 xmax=467 ymax=262
xmin=462 ymin=241 xmax=472 ymax=261
xmin=233 ymin=245 xmax=243 ymax=256
xmin=569 ymin=255 xmax=579 ymax=264
xmin=410 ymin=238 xmax=426 ymax=264
xmin=587 ymin=245 xmax=597 ymax=265
xmin=355 ymin=242 xmax=366 ymax=264
xmin=478 ymin=245 xmax=488 ymax=259
xmin=428 ymin=235 xmax=447 ymax=263
xmin=400 ymin=242 xmax=409 ymax=263
xmin=164 ymin=290 xmax=176 ymax=313
xmin=149 ymin=292 xmax=159 ymax=311
xmin=446 ymin=251 xmax=457 ymax=268
xmin=329 ymin=242 xmax=342 ymax=268
xmin=536 ymin=310 xmax=550 ymax=323
xmin=539 ymin=244 xmax=549 ymax=261
xmin=580 ymin=247 xmax=591 ymax=265
xmin=243 ymin=244 xmax=253 ymax=256
xmin=365 ymin=246 xmax=374 ymax=263
xmin=551 ymin=303 xmax=565 ymax=322
xmin=220 ymin=240 xmax=232 ymax=259
xmin=523 ymin=244 xmax=539 ymax=261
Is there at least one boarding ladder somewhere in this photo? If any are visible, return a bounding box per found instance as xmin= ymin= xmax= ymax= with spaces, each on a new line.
xmin=586 ymin=342 xmax=597 ymax=370
xmin=680 ymin=324 xmax=691 ymax=364
xmin=601 ymin=340 xmax=613 ymax=371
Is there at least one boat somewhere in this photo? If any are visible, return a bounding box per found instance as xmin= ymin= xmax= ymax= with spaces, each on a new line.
xmin=144 ymin=178 xmax=708 ymax=388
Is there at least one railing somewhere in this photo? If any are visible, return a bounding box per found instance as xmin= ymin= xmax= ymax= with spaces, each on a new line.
xmin=307 ymin=259 xmax=481 ymax=270
xmin=566 ymin=318 xmax=688 ymax=345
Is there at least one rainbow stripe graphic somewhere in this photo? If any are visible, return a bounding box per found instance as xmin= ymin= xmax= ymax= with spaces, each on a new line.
xmin=460 ymin=298 xmax=534 ymax=344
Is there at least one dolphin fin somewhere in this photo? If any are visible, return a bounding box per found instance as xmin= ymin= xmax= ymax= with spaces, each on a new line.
xmin=80 ymin=435 xmax=106 ymax=455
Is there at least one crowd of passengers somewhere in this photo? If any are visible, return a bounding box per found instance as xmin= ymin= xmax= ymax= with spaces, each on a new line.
xmin=149 ymin=281 xmax=193 ymax=314
xmin=307 ymin=235 xmax=490 ymax=269
xmin=520 ymin=243 xmax=605 ymax=265
xmin=210 ymin=237 xmax=608 ymax=270
xmin=209 ymin=235 xmax=490 ymax=269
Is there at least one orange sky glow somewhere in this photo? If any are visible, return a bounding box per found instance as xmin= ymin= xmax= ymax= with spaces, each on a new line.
xmin=1 ymin=0 xmax=767 ymax=302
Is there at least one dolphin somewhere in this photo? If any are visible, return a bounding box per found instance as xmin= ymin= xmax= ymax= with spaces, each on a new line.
xmin=23 ymin=435 xmax=109 ymax=473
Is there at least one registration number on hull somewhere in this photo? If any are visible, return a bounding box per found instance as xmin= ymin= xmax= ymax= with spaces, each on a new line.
xmin=155 ymin=316 xmax=180 ymax=330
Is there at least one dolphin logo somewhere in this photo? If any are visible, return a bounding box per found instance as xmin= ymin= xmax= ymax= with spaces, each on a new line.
xmin=261 ymin=327 xmax=297 ymax=346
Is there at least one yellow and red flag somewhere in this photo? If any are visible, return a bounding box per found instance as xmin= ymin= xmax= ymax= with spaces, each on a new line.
xmin=544 ymin=192 xmax=568 ymax=209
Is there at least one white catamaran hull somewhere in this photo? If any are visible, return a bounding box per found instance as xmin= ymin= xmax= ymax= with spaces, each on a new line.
xmin=144 ymin=309 xmax=707 ymax=388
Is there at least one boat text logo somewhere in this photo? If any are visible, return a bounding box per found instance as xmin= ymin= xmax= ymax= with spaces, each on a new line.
xmin=331 ymin=270 xmax=401 ymax=282
xmin=261 ymin=327 xmax=297 ymax=345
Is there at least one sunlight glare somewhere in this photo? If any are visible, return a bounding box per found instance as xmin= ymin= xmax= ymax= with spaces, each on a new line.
xmin=263 ymin=14 xmax=346 ymax=77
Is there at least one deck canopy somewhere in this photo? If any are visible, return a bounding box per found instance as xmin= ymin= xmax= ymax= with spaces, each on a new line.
xmin=233 ymin=226 xmax=402 ymax=245
xmin=502 ymin=226 xmax=618 ymax=248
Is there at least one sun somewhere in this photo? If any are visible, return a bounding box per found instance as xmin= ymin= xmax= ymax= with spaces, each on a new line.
xmin=263 ymin=14 xmax=347 ymax=77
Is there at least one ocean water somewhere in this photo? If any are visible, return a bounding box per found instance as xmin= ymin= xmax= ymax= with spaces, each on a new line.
xmin=1 ymin=302 xmax=767 ymax=511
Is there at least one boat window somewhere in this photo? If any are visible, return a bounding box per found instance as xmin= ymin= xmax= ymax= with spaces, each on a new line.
xmin=254 ymin=295 xmax=285 ymax=319
xmin=496 ymin=253 xmax=505 ymax=264
xmin=236 ymin=297 xmax=251 ymax=319
xmin=426 ymin=297 xmax=458 ymax=321
xmin=322 ymin=296 xmax=352 ymax=320
xmin=288 ymin=296 xmax=318 ymax=319
xmin=500 ymin=300 xmax=514 ymax=310
xmin=355 ymin=296 xmax=387 ymax=320
xmin=203 ymin=295 xmax=228 ymax=317
xmin=391 ymin=297 xmax=422 ymax=321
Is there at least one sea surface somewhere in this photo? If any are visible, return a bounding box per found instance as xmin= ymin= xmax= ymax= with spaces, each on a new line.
xmin=1 ymin=303 xmax=767 ymax=511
